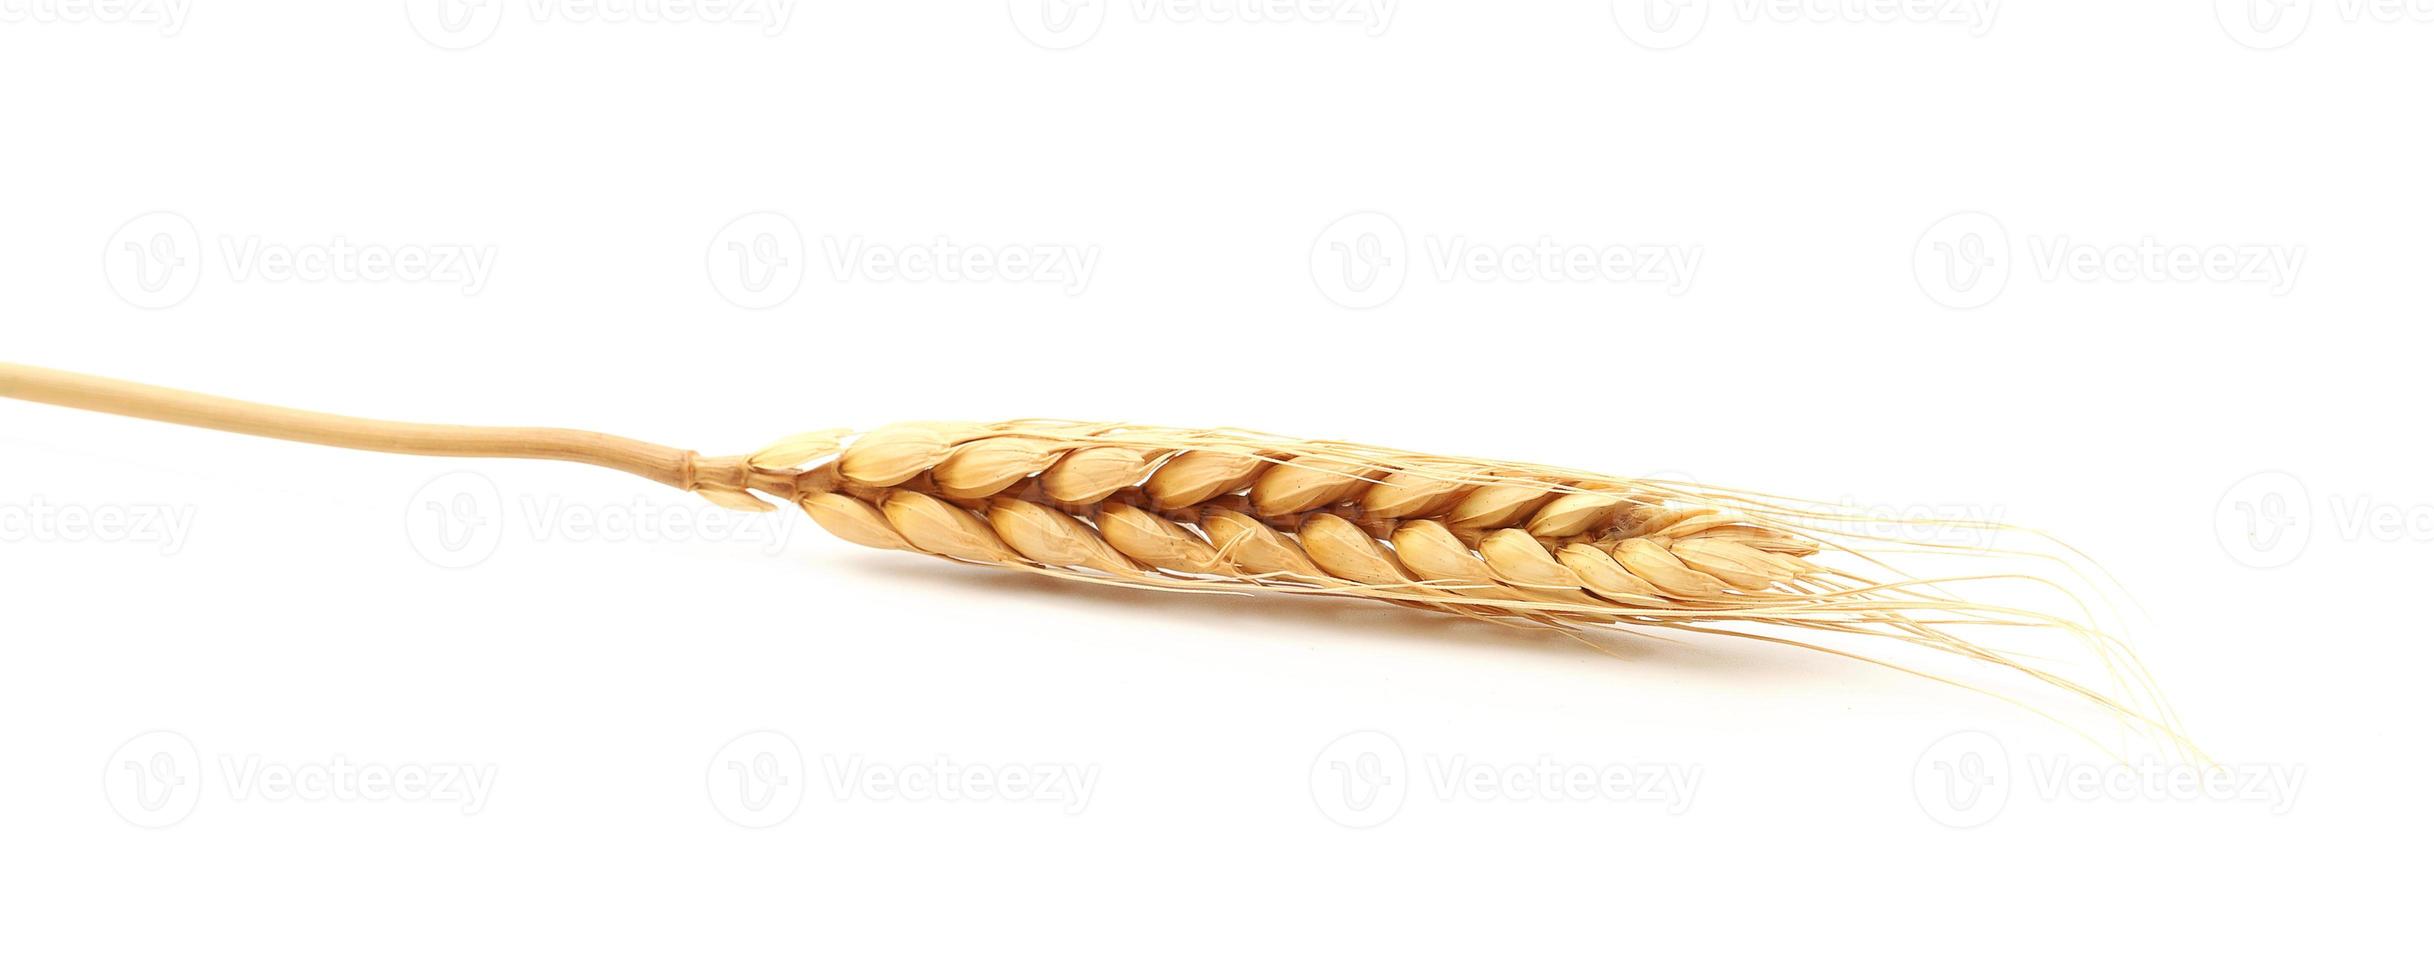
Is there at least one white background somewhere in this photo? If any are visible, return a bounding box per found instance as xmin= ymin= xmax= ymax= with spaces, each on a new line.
xmin=3 ymin=1 xmax=2425 ymax=975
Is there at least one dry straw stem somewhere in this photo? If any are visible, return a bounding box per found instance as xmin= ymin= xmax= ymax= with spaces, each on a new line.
xmin=0 ymin=363 xmax=2190 ymax=756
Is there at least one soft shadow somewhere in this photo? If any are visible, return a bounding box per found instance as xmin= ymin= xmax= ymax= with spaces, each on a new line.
xmin=834 ymin=554 xmax=1861 ymax=689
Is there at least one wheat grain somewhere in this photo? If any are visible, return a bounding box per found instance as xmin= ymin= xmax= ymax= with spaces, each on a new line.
xmin=792 ymin=424 xmax=1830 ymax=619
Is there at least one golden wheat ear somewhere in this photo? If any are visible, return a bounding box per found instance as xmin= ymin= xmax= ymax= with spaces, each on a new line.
xmin=0 ymin=363 xmax=2191 ymax=756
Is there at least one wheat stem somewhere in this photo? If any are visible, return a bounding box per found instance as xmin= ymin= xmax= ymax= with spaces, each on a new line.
xmin=0 ymin=362 xmax=799 ymax=497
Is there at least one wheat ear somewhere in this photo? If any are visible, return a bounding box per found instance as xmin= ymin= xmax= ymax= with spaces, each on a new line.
xmin=0 ymin=363 xmax=2188 ymax=753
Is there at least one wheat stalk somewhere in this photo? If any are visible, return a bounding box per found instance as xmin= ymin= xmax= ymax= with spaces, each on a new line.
xmin=0 ymin=363 xmax=2188 ymax=753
